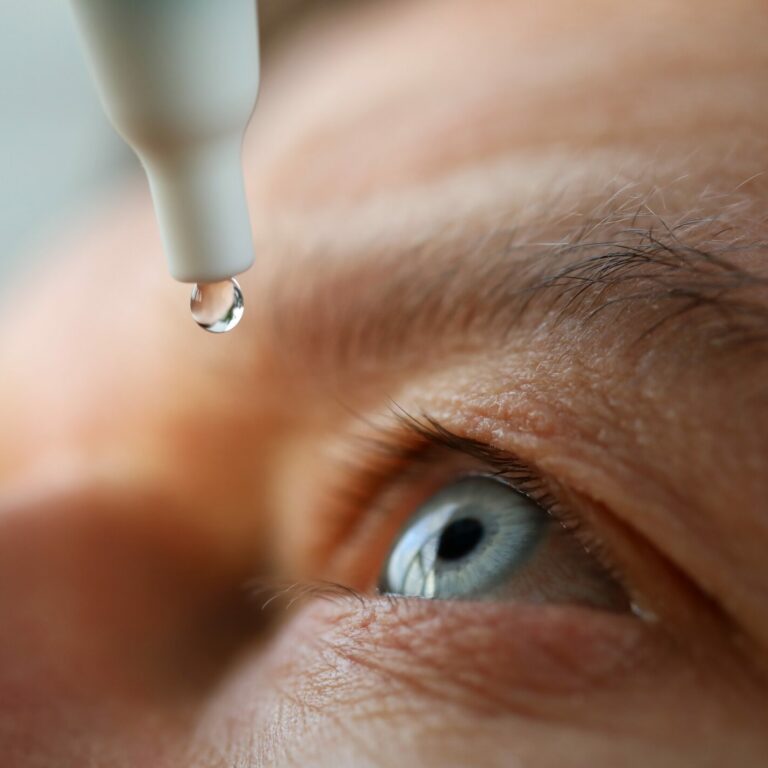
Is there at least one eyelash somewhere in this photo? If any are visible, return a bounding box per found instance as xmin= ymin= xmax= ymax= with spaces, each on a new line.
xmin=325 ymin=408 xmax=628 ymax=596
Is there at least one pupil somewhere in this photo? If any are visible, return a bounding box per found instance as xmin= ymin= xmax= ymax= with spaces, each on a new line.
xmin=436 ymin=517 xmax=484 ymax=561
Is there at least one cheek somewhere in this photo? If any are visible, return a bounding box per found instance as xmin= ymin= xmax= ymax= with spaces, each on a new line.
xmin=189 ymin=598 xmax=733 ymax=768
xmin=0 ymin=487 xmax=262 ymax=766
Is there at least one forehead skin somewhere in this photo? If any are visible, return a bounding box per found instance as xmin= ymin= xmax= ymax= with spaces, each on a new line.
xmin=0 ymin=0 xmax=767 ymax=766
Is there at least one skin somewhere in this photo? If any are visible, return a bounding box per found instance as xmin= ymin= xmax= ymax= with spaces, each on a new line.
xmin=0 ymin=0 xmax=767 ymax=765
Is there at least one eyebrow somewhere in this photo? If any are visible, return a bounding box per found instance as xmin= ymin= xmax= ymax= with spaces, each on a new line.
xmin=265 ymin=203 xmax=768 ymax=378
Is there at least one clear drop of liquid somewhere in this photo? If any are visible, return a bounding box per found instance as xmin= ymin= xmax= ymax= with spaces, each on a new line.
xmin=190 ymin=278 xmax=244 ymax=333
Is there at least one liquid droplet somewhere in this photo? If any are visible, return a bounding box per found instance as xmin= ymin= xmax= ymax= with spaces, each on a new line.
xmin=190 ymin=278 xmax=244 ymax=333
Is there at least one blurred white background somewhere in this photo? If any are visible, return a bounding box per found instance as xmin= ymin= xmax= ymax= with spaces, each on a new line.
xmin=0 ymin=1 xmax=131 ymax=280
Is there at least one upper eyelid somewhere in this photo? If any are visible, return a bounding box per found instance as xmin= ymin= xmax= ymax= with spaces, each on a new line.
xmin=393 ymin=410 xmax=547 ymax=484
xmin=334 ymin=407 xmax=556 ymax=517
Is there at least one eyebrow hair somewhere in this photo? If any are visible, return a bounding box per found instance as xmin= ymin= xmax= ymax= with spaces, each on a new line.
xmin=525 ymin=216 xmax=768 ymax=344
xmin=266 ymin=202 xmax=768 ymax=378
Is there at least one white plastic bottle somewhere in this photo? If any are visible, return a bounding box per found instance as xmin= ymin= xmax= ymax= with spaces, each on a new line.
xmin=70 ymin=0 xmax=260 ymax=284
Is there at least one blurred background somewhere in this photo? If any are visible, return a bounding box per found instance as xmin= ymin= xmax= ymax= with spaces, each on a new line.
xmin=0 ymin=0 xmax=336 ymax=284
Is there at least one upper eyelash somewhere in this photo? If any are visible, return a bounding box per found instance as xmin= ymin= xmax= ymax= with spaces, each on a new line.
xmin=334 ymin=406 xmax=567 ymax=530
xmin=395 ymin=411 xmax=556 ymax=498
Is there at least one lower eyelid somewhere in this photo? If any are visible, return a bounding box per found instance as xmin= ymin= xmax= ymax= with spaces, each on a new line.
xmin=274 ymin=596 xmax=655 ymax=707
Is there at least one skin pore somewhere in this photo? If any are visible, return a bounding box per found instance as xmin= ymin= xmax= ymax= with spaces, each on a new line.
xmin=0 ymin=0 xmax=767 ymax=765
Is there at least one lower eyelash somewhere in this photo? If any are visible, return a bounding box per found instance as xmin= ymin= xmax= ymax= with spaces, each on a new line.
xmin=247 ymin=578 xmax=369 ymax=612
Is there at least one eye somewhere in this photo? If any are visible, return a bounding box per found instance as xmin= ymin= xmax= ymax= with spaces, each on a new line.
xmin=379 ymin=475 xmax=629 ymax=610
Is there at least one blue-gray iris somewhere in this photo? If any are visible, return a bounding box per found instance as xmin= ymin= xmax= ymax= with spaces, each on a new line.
xmin=379 ymin=476 xmax=547 ymax=599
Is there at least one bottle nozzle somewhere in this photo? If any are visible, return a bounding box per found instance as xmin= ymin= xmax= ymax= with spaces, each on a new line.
xmin=70 ymin=0 xmax=260 ymax=285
